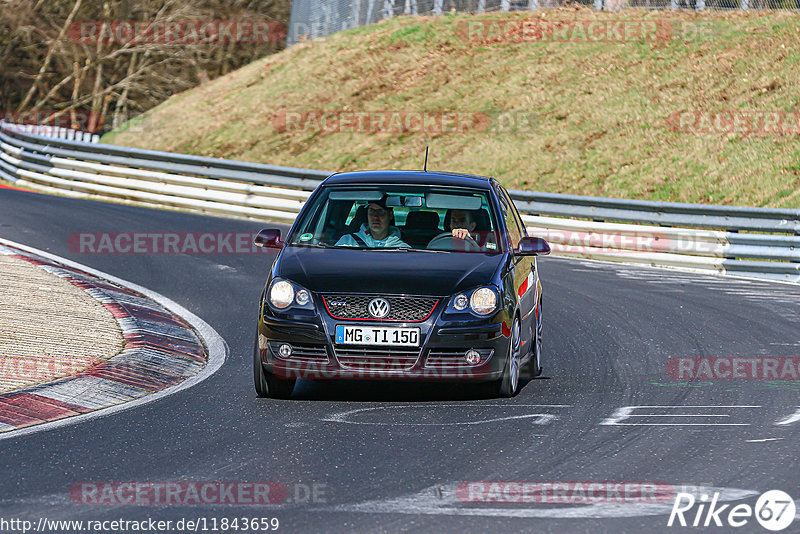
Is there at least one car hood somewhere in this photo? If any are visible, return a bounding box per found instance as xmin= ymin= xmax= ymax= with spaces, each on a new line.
xmin=276 ymin=246 xmax=506 ymax=296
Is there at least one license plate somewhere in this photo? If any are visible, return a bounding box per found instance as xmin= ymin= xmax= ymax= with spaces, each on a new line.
xmin=335 ymin=325 xmax=420 ymax=346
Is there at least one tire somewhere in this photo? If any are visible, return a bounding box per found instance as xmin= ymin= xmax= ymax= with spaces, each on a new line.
xmin=497 ymin=317 xmax=521 ymax=398
xmin=525 ymin=297 xmax=543 ymax=378
xmin=253 ymin=331 xmax=295 ymax=399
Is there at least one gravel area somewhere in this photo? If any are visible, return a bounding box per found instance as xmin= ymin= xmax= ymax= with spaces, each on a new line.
xmin=0 ymin=255 xmax=123 ymax=393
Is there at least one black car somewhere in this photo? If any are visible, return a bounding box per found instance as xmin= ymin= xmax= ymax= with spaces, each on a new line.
xmin=253 ymin=170 xmax=550 ymax=398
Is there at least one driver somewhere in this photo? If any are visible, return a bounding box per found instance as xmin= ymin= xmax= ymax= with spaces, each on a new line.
xmin=449 ymin=209 xmax=478 ymax=241
xmin=447 ymin=209 xmax=497 ymax=250
xmin=336 ymin=196 xmax=410 ymax=248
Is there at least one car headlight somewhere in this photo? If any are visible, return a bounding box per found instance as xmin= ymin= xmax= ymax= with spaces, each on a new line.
xmin=447 ymin=287 xmax=498 ymax=316
xmin=269 ymin=280 xmax=294 ymax=309
xmin=470 ymin=287 xmax=497 ymax=315
xmin=268 ymin=278 xmax=314 ymax=311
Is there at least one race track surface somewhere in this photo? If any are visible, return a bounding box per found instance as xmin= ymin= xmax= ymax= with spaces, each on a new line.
xmin=1 ymin=188 xmax=798 ymax=533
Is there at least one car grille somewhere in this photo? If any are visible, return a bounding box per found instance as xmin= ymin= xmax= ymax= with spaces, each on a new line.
xmin=322 ymin=295 xmax=438 ymax=322
xmin=425 ymin=348 xmax=494 ymax=368
xmin=268 ymin=342 xmax=329 ymax=363
xmin=334 ymin=346 xmax=421 ymax=372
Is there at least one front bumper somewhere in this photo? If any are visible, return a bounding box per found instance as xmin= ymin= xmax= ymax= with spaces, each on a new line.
xmin=258 ymin=301 xmax=511 ymax=381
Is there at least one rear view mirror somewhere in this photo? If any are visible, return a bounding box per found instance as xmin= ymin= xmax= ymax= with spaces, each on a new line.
xmin=517 ymin=236 xmax=550 ymax=256
xmin=386 ymin=196 xmax=402 ymax=207
xmin=254 ymin=229 xmax=283 ymax=248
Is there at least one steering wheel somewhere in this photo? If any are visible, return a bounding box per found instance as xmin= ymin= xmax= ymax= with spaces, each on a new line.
xmin=426 ymin=232 xmax=481 ymax=252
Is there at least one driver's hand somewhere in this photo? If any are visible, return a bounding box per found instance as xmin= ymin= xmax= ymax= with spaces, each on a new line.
xmin=452 ymin=228 xmax=471 ymax=240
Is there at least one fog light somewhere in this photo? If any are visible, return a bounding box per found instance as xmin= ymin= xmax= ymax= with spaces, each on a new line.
xmin=464 ymin=349 xmax=482 ymax=365
xmin=278 ymin=344 xmax=292 ymax=358
xmin=454 ymin=294 xmax=468 ymax=311
xmin=295 ymin=289 xmax=310 ymax=306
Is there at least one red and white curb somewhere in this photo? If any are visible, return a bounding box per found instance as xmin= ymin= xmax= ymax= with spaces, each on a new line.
xmin=0 ymin=238 xmax=226 ymax=440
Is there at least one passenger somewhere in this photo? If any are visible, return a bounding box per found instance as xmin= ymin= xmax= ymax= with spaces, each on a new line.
xmin=336 ymin=196 xmax=410 ymax=248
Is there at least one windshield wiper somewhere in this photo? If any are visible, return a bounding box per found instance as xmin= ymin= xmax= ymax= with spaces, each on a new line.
xmin=385 ymin=247 xmax=441 ymax=253
xmin=291 ymin=242 xmax=335 ymax=249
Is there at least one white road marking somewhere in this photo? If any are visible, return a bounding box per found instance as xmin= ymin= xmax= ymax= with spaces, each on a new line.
xmin=322 ymin=404 xmax=572 ymax=426
xmin=745 ymin=438 xmax=785 ymax=443
xmin=0 ymin=238 xmax=227 ymax=441
xmin=600 ymin=406 xmax=760 ymax=426
xmin=324 ymin=483 xmax=760 ymax=519
xmin=774 ymin=407 xmax=800 ymax=426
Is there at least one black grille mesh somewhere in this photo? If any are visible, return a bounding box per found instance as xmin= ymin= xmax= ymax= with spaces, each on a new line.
xmin=323 ymin=295 xmax=437 ymax=322
xmin=334 ymin=346 xmax=420 ymax=371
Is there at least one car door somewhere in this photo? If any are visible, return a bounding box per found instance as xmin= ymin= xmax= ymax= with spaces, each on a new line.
xmin=496 ymin=185 xmax=537 ymax=349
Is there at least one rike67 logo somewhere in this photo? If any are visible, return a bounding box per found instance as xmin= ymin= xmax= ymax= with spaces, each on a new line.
xmin=668 ymin=490 xmax=795 ymax=531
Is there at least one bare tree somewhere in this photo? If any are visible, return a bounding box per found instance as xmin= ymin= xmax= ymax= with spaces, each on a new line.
xmin=1 ymin=0 xmax=290 ymax=132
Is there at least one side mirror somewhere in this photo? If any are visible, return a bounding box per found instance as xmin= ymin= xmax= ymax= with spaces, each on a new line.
xmin=254 ymin=229 xmax=283 ymax=249
xmin=517 ymin=236 xmax=550 ymax=256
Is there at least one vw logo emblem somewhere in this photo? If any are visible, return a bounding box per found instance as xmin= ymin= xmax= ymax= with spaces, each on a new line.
xmin=368 ymin=298 xmax=390 ymax=318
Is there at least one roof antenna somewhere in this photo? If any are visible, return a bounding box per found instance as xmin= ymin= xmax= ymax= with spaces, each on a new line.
xmin=424 ymin=146 xmax=429 ymax=172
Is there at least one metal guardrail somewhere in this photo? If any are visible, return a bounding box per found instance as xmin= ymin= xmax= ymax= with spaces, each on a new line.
xmin=1 ymin=122 xmax=100 ymax=144
xmin=1 ymin=120 xmax=798 ymax=283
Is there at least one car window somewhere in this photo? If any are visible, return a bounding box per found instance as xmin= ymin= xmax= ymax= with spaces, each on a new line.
xmin=501 ymin=187 xmax=527 ymax=239
xmin=497 ymin=187 xmax=522 ymax=249
xmin=288 ymin=185 xmax=504 ymax=253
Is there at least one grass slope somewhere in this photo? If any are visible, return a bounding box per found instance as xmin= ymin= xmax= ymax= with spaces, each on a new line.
xmin=104 ymin=8 xmax=800 ymax=208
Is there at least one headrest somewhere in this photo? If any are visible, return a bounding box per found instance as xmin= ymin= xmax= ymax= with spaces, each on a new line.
xmin=405 ymin=210 xmax=440 ymax=230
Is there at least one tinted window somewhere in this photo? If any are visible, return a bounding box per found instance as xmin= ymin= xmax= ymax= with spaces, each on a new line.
xmin=288 ymin=185 xmax=504 ymax=253
xmin=497 ymin=187 xmax=522 ymax=249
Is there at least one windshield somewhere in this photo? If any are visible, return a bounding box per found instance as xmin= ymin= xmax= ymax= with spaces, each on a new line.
xmin=288 ymin=185 xmax=504 ymax=253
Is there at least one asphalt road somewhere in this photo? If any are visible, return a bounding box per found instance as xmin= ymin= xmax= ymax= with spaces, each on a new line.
xmin=1 ymin=187 xmax=799 ymax=534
